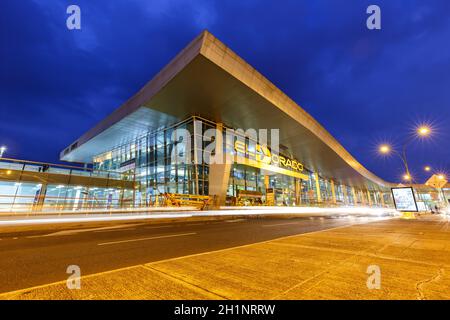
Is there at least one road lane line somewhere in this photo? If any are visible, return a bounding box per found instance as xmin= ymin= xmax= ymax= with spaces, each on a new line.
xmin=144 ymin=225 xmax=173 ymax=229
xmin=25 ymin=223 xmax=143 ymax=238
xmin=225 ymin=219 xmax=246 ymax=223
xmin=97 ymin=232 xmax=197 ymax=246
xmin=262 ymin=222 xmax=301 ymax=227
xmin=94 ymin=228 xmax=136 ymax=233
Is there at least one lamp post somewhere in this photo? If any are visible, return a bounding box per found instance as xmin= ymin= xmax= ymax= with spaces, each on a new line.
xmin=378 ymin=125 xmax=431 ymax=184
xmin=379 ymin=143 xmax=412 ymax=183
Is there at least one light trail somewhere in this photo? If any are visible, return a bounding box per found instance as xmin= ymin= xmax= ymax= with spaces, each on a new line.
xmin=0 ymin=206 xmax=400 ymax=227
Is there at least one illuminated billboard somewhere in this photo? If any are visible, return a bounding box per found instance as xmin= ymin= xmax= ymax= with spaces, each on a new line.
xmin=391 ymin=187 xmax=418 ymax=212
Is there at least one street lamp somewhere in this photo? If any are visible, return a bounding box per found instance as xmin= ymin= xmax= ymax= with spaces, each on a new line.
xmin=379 ymin=144 xmax=390 ymax=154
xmin=0 ymin=146 xmax=6 ymax=158
xmin=417 ymin=126 xmax=431 ymax=137
xmin=424 ymin=166 xmax=431 ymax=172
xmin=377 ymin=125 xmax=433 ymax=184
xmin=378 ymin=143 xmax=412 ymax=182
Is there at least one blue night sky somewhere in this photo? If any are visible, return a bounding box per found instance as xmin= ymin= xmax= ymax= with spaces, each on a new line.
xmin=1 ymin=0 xmax=449 ymax=183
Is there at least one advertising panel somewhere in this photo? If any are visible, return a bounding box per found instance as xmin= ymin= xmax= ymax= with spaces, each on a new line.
xmin=391 ymin=187 xmax=418 ymax=212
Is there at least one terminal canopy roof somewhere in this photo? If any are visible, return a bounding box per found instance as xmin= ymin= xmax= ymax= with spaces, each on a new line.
xmin=61 ymin=31 xmax=393 ymax=190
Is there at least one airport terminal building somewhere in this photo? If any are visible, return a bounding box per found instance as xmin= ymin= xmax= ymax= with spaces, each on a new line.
xmin=59 ymin=31 xmax=396 ymax=208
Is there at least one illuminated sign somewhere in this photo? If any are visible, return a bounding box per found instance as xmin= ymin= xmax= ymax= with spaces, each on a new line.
xmin=233 ymin=140 xmax=307 ymax=180
xmin=391 ymin=187 xmax=418 ymax=212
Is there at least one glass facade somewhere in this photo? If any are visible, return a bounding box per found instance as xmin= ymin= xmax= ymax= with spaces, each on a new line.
xmin=93 ymin=118 xmax=215 ymax=207
xmin=91 ymin=116 xmax=393 ymax=208
xmin=0 ymin=181 xmax=42 ymax=211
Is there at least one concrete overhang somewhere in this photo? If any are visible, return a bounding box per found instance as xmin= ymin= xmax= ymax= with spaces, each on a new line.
xmin=61 ymin=31 xmax=394 ymax=190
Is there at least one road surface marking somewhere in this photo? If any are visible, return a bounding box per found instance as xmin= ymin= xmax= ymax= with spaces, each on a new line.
xmin=262 ymin=222 xmax=301 ymax=227
xmin=97 ymin=232 xmax=197 ymax=246
xmin=225 ymin=219 xmax=246 ymax=223
xmin=94 ymin=228 xmax=136 ymax=233
xmin=144 ymin=225 xmax=173 ymax=229
xmin=25 ymin=224 xmax=142 ymax=238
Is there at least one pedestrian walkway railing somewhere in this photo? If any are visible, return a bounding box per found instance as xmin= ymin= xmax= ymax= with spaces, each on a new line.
xmin=0 ymin=157 xmax=132 ymax=181
xmin=0 ymin=157 xmax=139 ymax=213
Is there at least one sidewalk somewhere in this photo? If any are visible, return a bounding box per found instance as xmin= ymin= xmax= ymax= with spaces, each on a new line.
xmin=1 ymin=215 xmax=448 ymax=300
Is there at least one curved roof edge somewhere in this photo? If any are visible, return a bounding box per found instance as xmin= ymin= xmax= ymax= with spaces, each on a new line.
xmin=197 ymin=31 xmax=393 ymax=187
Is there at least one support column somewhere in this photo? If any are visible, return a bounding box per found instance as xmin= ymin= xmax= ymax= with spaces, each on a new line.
xmin=379 ymin=192 xmax=385 ymax=206
xmin=264 ymin=175 xmax=270 ymax=189
xmin=265 ymin=175 xmax=275 ymax=206
xmin=367 ymin=190 xmax=372 ymax=206
xmin=330 ymin=180 xmax=336 ymax=204
xmin=342 ymin=185 xmax=348 ymax=205
xmin=193 ymin=119 xmax=202 ymax=195
xmin=351 ymin=187 xmax=357 ymax=205
xmin=314 ymin=172 xmax=322 ymax=203
xmin=373 ymin=192 xmax=379 ymax=206
xmin=208 ymin=123 xmax=231 ymax=207
xmin=209 ymin=164 xmax=231 ymax=207
xmin=360 ymin=190 xmax=366 ymax=206
xmin=295 ymin=178 xmax=301 ymax=205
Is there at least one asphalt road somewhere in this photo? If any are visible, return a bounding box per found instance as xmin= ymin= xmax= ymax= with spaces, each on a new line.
xmin=0 ymin=215 xmax=387 ymax=293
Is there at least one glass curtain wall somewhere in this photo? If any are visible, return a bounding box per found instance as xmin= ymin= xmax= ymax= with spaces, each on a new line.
xmin=91 ymin=116 xmax=394 ymax=208
xmin=93 ymin=118 xmax=215 ymax=206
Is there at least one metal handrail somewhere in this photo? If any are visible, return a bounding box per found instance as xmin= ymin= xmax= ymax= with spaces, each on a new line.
xmin=0 ymin=157 xmax=134 ymax=181
xmin=0 ymin=157 xmax=91 ymax=170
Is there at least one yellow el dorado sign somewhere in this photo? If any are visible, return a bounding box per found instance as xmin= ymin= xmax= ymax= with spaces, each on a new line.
xmin=234 ymin=140 xmax=309 ymax=180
